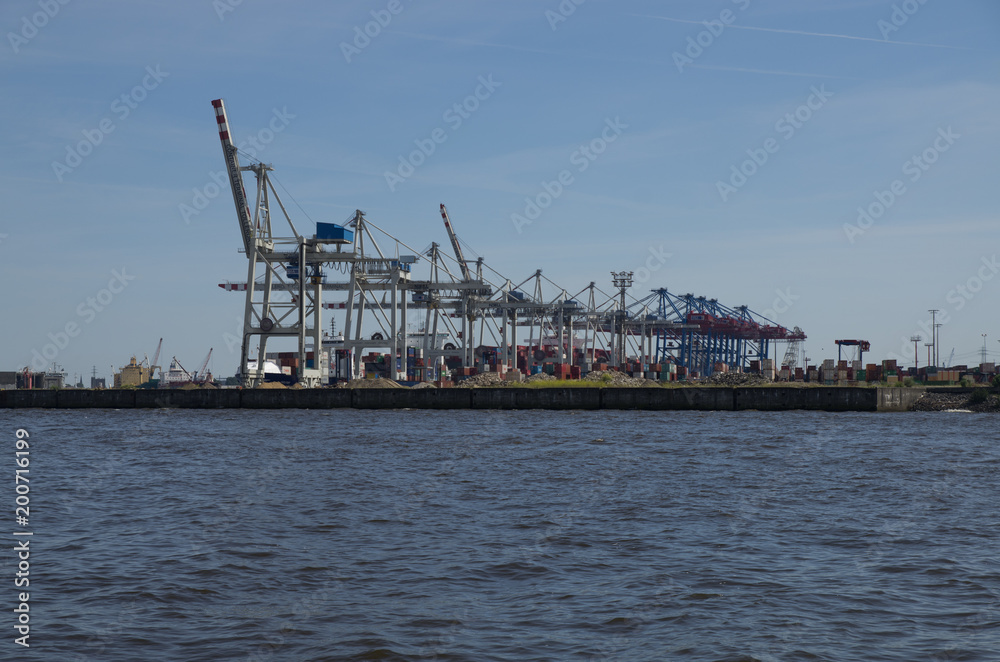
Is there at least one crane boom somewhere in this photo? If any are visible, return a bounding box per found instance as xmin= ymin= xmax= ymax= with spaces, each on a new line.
xmin=196 ymin=348 xmax=213 ymax=382
xmin=151 ymin=337 xmax=162 ymax=372
xmin=439 ymin=204 xmax=471 ymax=282
xmin=211 ymin=99 xmax=254 ymax=253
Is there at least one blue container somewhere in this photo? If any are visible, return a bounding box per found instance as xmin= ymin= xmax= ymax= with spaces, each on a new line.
xmin=315 ymin=222 xmax=354 ymax=243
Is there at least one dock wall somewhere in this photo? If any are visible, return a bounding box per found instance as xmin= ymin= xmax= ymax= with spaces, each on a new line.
xmin=0 ymin=387 xmax=921 ymax=412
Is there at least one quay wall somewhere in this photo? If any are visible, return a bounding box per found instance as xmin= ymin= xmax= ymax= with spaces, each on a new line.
xmin=0 ymin=387 xmax=919 ymax=412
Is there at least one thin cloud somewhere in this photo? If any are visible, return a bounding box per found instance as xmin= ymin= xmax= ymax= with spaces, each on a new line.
xmin=635 ymin=14 xmax=972 ymax=51
xmin=690 ymin=64 xmax=868 ymax=80
xmin=386 ymin=29 xmax=677 ymax=67
xmin=386 ymin=29 xmax=562 ymax=57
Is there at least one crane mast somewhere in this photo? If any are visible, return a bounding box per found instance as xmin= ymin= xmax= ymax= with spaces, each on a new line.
xmin=439 ymin=204 xmax=471 ymax=282
xmin=211 ymin=99 xmax=254 ymax=253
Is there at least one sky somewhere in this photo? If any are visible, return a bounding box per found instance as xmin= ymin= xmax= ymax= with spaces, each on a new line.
xmin=1 ymin=0 xmax=998 ymax=381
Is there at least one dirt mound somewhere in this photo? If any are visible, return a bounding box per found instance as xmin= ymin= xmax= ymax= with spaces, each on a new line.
xmin=526 ymin=372 xmax=556 ymax=383
xmin=257 ymin=381 xmax=287 ymax=389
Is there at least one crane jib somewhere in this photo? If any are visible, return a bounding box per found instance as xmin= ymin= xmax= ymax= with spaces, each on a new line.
xmin=212 ymin=99 xmax=254 ymax=253
xmin=224 ymin=144 xmax=254 ymax=250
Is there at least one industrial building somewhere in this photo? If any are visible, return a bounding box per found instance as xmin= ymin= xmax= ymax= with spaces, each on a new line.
xmin=113 ymin=357 xmax=151 ymax=388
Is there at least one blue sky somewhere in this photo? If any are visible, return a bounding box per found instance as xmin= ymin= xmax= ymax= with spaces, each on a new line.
xmin=2 ymin=0 xmax=998 ymax=381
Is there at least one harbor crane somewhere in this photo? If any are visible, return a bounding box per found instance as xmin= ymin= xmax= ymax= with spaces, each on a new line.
xmin=781 ymin=326 xmax=804 ymax=369
xmin=195 ymin=348 xmax=213 ymax=383
xmin=212 ymin=100 xmax=806 ymax=382
xmin=835 ymin=339 xmax=870 ymax=364
xmin=213 ymin=98 xmax=355 ymax=387
xmin=150 ymin=337 xmax=163 ymax=379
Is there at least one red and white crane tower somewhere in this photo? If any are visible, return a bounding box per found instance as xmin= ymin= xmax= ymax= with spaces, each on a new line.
xmin=212 ymin=98 xmax=323 ymax=387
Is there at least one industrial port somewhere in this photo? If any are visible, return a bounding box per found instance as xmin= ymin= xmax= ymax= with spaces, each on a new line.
xmin=3 ymin=99 xmax=997 ymax=398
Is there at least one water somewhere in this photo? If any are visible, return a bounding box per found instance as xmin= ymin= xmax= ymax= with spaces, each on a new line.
xmin=3 ymin=409 xmax=998 ymax=661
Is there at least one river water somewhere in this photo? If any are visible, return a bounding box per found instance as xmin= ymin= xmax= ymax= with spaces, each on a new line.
xmin=3 ymin=409 xmax=998 ymax=661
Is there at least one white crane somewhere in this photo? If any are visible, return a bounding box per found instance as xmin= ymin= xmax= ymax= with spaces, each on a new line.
xmin=150 ymin=337 xmax=163 ymax=380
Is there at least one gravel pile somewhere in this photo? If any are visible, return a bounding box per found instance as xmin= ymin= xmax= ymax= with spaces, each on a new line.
xmin=334 ymin=377 xmax=407 ymax=389
xmin=455 ymin=372 xmax=505 ymax=388
xmin=583 ymin=371 xmax=659 ymax=387
xmin=707 ymin=372 xmax=771 ymax=386
xmin=526 ymin=373 xmax=556 ymax=383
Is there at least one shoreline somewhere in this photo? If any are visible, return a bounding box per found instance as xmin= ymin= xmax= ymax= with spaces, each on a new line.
xmin=2 ymin=386 xmax=995 ymax=412
xmin=0 ymin=386 xmax=955 ymax=412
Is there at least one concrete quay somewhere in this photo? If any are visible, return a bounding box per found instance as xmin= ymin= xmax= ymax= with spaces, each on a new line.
xmin=0 ymin=387 xmax=925 ymax=412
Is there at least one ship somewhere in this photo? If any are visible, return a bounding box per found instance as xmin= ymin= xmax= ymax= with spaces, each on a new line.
xmin=161 ymin=357 xmax=194 ymax=388
xmin=243 ymin=359 xmax=297 ymax=385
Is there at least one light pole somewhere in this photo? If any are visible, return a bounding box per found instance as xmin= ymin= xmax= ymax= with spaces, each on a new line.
xmin=928 ymin=309 xmax=939 ymax=367
xmin=934 ymin=323 xmax=942 ymax=367
xmin=611 ymin=271 xmax=633 ymax=369
xmin=910 ymin=335 xmax=921 ymax=371
xmin=982 ymin=334 xmax=988 ymax=366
